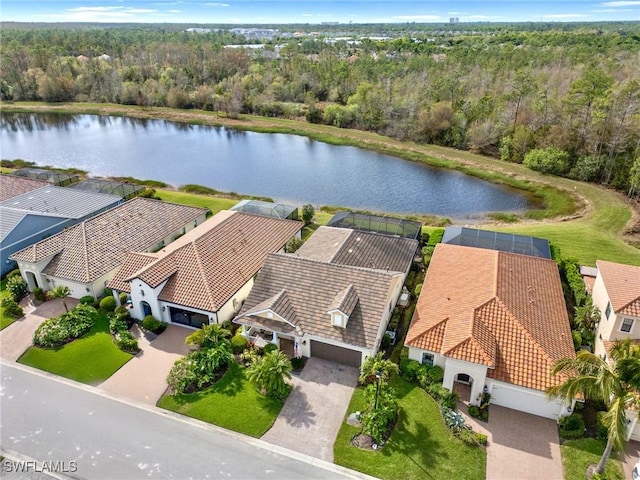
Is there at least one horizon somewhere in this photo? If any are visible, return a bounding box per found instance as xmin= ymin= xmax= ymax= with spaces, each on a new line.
xmin=2 ymin=0 xmax=639 ymax=24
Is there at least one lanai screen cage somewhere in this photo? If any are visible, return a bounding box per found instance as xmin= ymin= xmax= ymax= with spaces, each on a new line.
xmin=231 ymin=200 xmax=299 ymax=220
xmin=442 ymin=227 xmax=551 ymax=259
xmin=327 ymin=211 xmax=422 ymax=240
xmin=10 ymin=168 xmax=79 ymax=186
xmin=68 ymin=179 xmax=144 ymax=200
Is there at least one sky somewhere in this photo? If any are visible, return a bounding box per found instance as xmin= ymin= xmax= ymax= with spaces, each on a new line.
xmin=1 ymin=0 xmax=639 ymax=24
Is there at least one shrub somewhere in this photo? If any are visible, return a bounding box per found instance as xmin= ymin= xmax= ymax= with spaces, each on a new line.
xmin=399 ymin=358 xmax=422 ymax=383
xmin=32 ymin=287 xmax=46 ymax=302
xmin=361 ymin=383 xmax=398 ymax=445
xmin=6 ymin=268 xmax=22 ymax=279
xmin=468 ymin=405 xmax=480 ymax=418
xmin=523 ymin=147 xmax=571 ymax=175
xmin=80 ymin=295 xmax=95 ymax=305
xmin=291 ymin=356 xmax=307 ymax=370
xmin=559 ymin=413 xmax=585 ymax=439
xmin=427 ymin=228 xmax=445 ymax=246
xmin=6 ymin=275 xmax=28 ymax=302
xmin=246 ymin=350 xmax=293 ymax=400
xmin=101 ymin=288 xmax=113 ymax=299
xmin=119 ymin=292 xmax=129 ymax=304
xmin=421 ymin=231 xmax=430 ymax=245
xmin=109 ymin=315 xmax=129 ymax=334
xmin=33 ymin=304 xmax=96 ymax=348
xmin=263 ymin=343 xmax=278 ymax=355
xmin=142 ymin=315 xmax=167 ymax=334
xmin=286 ymin=236 xmax=304 ymax=253
xmin=427 ymin=384 xmax=458 ymax=409
xmin=99 ymin=296 xmax=117 ymax=312
xmin=185 ymin=323 xmax=231 ymax=350
xmin=240 ymin=346 xmax=260 ymax=366
xmin=302 ymin=204 xmax=315 ymax=225
xmin=167 ymin=356 xmax=199 ymax=394
xmin=114 ymin=305 xmax=129 ymax=316
xmin=381 ymin=333 xmax=391 ymax=350
xmin=231 ymin=334 xmax=249 ymax=354
xmin=114 ymin=331 xmax=139 ymax=354
xmin=1 ymin=298 xmax=23 ymax=319
xmin=457 ymin=428 xmax=488 ymax=446
xmin=414 ymin=283 xmax=423 ymax=297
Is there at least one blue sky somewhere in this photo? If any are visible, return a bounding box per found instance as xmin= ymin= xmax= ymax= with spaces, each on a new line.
xmin=1 ymin=0 xmax=639 ymax=23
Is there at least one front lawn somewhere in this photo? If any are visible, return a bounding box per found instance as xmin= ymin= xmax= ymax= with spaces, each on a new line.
xmin=0 ymin=279 xmax=16 ymax=330
xmin=561 ymin=438 xmax=625 ymax=480
xmin=334 ymin=376 xmax=486 ymax=480
xmin=157 ymin=361 xmax=285 ymax=438
xmin=18 ymin=313 xmax=132 ymax=384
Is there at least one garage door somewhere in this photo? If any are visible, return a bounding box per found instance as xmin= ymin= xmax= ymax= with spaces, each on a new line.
xmin=310 ymin=340 xmax=361 ymax=367
xmin=490 ymin=383 xmax=564 ymax=419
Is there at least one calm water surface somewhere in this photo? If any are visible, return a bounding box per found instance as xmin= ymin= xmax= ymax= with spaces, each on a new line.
xmin=0 ymin=113 xmax=535 ymax=217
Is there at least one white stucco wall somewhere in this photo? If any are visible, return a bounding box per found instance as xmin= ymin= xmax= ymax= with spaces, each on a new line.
xmin=407 ymin=346 xmax=447 ymax=369
xmin=128 ymin=278 xmax=168 ymax=320
xmin=216 ymin=278 xmax=255 ymax=324
xmin=442 ymin=357 xmax=489 ymax=406
xmin=487 ymin=379 xmax=568 ymax=420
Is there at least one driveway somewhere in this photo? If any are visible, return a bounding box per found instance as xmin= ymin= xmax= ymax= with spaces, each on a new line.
xmin=261 ymin=357 xmax=359 ymax=462
xmin=0 ymin=296 xmax=78 ymax=361
xmin=463 ymin=405 xmax=563 ymax=480
xmin=622 ymin=439 xmax=640 ymax=480
xmin=98 ymin=324 xmax=190 ymax=404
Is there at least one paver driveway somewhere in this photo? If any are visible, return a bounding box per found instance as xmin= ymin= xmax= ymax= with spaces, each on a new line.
xmin=261 ymin=357 xmax=359 ymax=462
xmin=98 ymin=324 xmax=190 ymax=404
xmin=0 ymin=296 xmax=78 ymax=361
xmin=464 ymin=404 xmax=563 ymax=480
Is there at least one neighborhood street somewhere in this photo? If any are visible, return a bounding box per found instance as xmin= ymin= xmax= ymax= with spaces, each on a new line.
xmin=0 ymin=361 xmax=366 ymax=480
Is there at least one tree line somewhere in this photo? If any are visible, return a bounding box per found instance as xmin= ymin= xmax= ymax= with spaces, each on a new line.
xmin=1 ymin=24 xmax=639 ymax=197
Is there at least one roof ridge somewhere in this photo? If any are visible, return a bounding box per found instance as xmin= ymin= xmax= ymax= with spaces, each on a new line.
xmin=275 ymin=252 xmax=401 ymax=278
xmin=81 ymin=222 xmax=91 ymax=282
xmin=444 ymin=337 xmax=494 ymax=367
xmin=406 ymin=317 xmax=447 ymax=345
xmin=192 ymin=243 xmax=219 ymax=311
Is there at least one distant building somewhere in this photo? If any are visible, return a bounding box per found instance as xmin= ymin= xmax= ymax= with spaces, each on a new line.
xmin=449 ymin=17 xmax=460 ymax=23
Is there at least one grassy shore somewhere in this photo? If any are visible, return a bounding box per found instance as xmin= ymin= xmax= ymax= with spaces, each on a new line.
xmin=3 ymin=102 xmax=639 ymax=265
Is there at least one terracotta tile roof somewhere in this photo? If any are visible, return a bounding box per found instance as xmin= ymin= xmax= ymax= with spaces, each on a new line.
xmin=10 ymin=198 xmax=207 ymax=283
xmin=235 ymin=254 xmax=402 ymax=349
xmin=113 ymin=211 xmax=303 ymax=312
xmin=107 ymin=252 xmax=159 ymax=293
xmin=406 ymin=243 xmax=574 ymax=392
xmin=295 ymin=226 xmax=418 ymax=273
xmin=0 ymin=175 xmax=48 ymax=202
xmin=597 ymin=260 xmax=640 ymax=317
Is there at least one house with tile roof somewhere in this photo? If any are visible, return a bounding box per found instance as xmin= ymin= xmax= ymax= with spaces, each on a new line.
xmin=232 ymin=226 xmax=418 ymax=366
xmin=1 ymin=185 xmax=122 ymax=276
xmin=108 ymin=210 xmax=303 ymax=328
xmin=405 ymin=243 xmax=575 ymax=419
xmin=10 ymin=198 xmax=207 ymax=299
xmin=591 ymin=260 xmax=640 ymax=440
xmin=0 ymin=175 xmax=48 ymax=202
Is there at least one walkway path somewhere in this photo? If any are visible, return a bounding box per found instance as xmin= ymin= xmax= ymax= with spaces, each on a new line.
xmin=98 ymin=324 xmax=190 ymax=404
xmin=262 ymin=357 xmax=358 ymax=463
xmin=0 ymin=296 xmax=77 ymax=361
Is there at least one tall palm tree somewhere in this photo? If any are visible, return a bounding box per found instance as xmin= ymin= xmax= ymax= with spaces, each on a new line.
xmin=359 ymin=352 xmax=399 ymax=385
xmin=549 ymin=345 xmax=640 ymax=476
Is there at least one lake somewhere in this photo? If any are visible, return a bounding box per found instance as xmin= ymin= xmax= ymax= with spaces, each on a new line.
xmin=0 ymin=113 xmax=536 ymax=218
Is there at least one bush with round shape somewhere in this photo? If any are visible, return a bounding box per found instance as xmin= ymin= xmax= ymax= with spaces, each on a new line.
xmin=7 ymin=275 xmax=28 ymax=302
xmin=119 ymin=292 xmax=129 ymax=304
xmin=263 ymin=343 xmax=278 ymax=355
xmin=32 ymin=287 xmax=46 ymax=302
xmin=115 ymin=331 xmax=139 ymax=354
xmin=142 ymin=315 xmax=167 ymax=334
xmin=99 ymin=296 xmax=116 ymax=312
xmin=80 ymin=295 xmax=95 ymax=305
xmin=6 ymin=269 xmax=22 ymax=279
xmin=1 ymin=298 xmax=24 ymax=319
xmin=231 ymin=334 xmax=249 ymax=354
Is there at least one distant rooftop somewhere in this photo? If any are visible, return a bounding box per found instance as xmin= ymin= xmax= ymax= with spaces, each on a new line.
xmin=442 ymin=227 xmax=551 ymax=259
xmin=0 ymin=185 xmax=121 ymax=220
xmin=10 ymin=168 xmax=79 ymax=186
xmin=0 ymin=175 xmax=48 ymax=201
xmin=326 ymin=211 xmax=422 ymax=241
xmin=231 ymin=199 xmax=298 ymax=220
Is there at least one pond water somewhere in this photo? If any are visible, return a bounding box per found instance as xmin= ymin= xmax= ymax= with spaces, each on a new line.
xmin=0 ymin=113 xmax=536 ymax=217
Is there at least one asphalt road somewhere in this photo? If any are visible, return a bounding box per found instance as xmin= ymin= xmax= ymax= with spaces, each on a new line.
xmin=0 ymin=362 xmax=366 ymax=480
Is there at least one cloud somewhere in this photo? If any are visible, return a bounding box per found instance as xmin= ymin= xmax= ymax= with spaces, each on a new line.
xmin=204 ymin=2 xmax=229 ymax=6
xmin=154 ymin=1 xmax=183 ymax=5
xmin=592 ymin=8 xmax=633 ymax=11
xmin=302 ymin=13 xmax=314 ymax=17
xmin=168 ymin=9 xmax=181 ymax=13
xmin=38 ymin=5 xmax=159 ymax=21
xmin=599 ymin=1 xmax=640 ymax=6
xmin=392 ymin=14 xmax=441 ymax=21
xmin=542 ymin=13 xmax=590 ymax=18
xmin=448 ymin=11 xmax=460 ymax=15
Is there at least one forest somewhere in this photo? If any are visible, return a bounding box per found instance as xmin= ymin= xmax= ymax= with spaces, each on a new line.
xmin=1 ymin=22 xmax=639 ymax=197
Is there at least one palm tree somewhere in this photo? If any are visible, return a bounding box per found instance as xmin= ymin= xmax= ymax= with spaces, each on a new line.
xmin=548 ymin=345 xmax=640 ymax=476
xmin=359 ymin=352 xmax=399 ymax=385
xmin=185 ymin=323 xmax=231 ymax=350
xmin=573 ymin=299 xmax=600 ymax=348
xmin=246 ymin=350 xmax=292 ymax=399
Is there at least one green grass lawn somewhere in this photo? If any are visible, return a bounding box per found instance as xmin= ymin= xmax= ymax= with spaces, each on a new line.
xmin=561 ymin=438 xmax=625 ymax=480
xmin=18 ymin=313 xmax=132 ymax=384
xmin=0 ymin=279 xmax=17 ymax=330
xmin=157 ymin=361 xmax=285 ymax=438
xmin=155 ymin=189 xmax=237 ymax=214
xmin=334 ymin=376 xmax=486 ymax=480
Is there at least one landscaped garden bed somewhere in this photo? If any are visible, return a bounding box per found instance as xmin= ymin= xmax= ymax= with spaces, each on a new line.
xmin=19 ymin=312 xmax=132 ymax=384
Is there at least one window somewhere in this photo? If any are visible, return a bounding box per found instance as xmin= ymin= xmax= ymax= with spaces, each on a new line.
xmin=421 ymin=352 xmax=434 ymax=366
xmin=605 ymin=302 xmax=612 ymax=319
xmin=621 ymin=317 xmax=634 ymax=333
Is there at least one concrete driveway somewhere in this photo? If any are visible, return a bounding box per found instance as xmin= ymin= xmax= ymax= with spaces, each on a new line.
xmin=261 ymin=357 xmax=359 ymax=463
xmin=464 ymin=405 xmax=563 ymax=480
xmin=98 ymin=324 xmax=190 ymax=404
xmin=0 ymin=296 xmax=78 ymax=361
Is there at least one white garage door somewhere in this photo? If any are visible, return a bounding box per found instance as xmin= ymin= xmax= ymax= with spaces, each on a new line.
xmin=490 ymin=383 xmax=563 ymax=419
